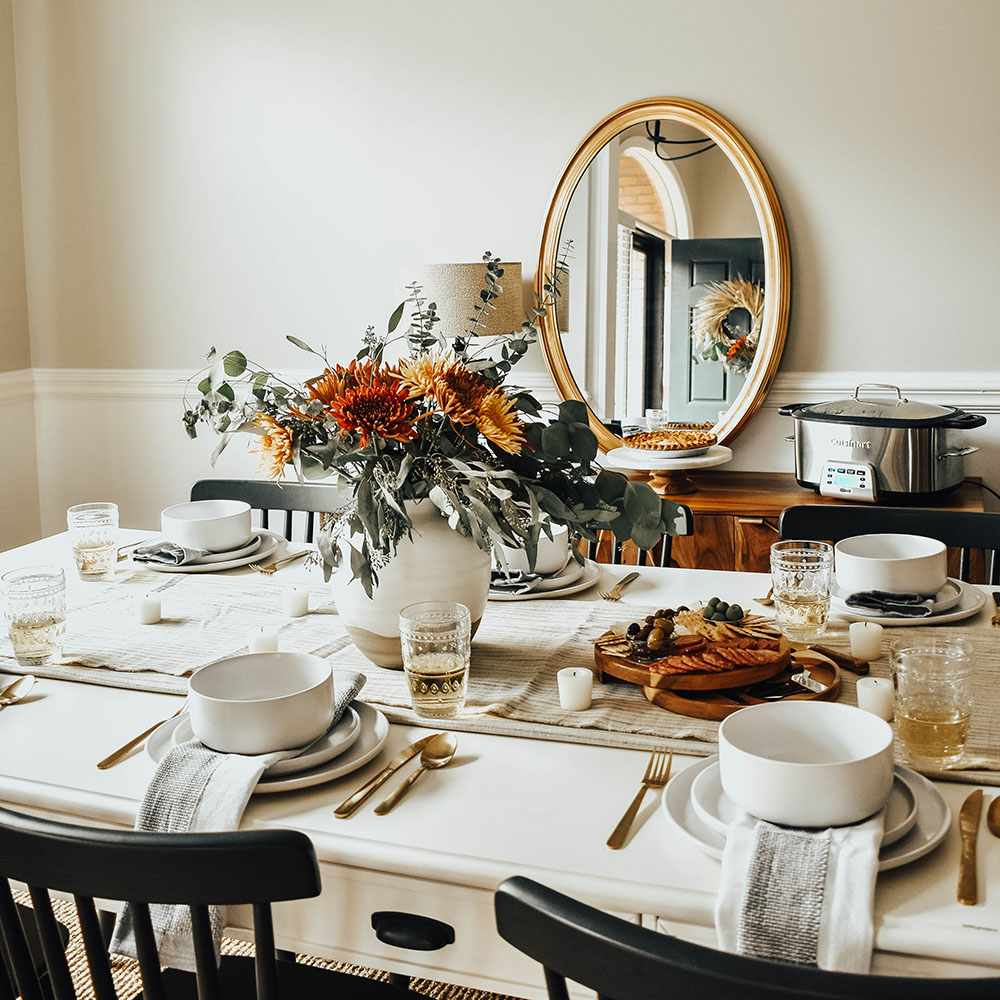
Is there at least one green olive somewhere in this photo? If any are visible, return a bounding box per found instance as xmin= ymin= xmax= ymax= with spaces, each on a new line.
xmin=726 ymin=604 xmax=744 ymax=621
xmin=653 ymin=617 xmax=672 ymax=630
xmin=706 ymin=597 xmax=720 ymax=608
xmin=712 ymin=612 xmax=728 ymax=621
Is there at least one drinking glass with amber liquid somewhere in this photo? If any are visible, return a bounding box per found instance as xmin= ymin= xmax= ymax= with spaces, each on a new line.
xmin=399 ymin=601 xmax=471 ymax=719
xmin=2 ymin=565 xmax=66 ymax=666
xmin=67 ymin=502 xmax=118 ymax=580
xmin=891 ymin=637 xmax=972 ymax=768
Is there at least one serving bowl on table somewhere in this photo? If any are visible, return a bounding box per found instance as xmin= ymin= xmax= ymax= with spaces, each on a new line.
xmin=498 ymin=523 xmax=570 ymax=575
xmin=188 ymin=652 xmax=334 ymax=754
xmin=834 ymin=533 xmax=947 ymax=597
xmin=160 ymin=499 xmax=252 ymax=553
xmin=718 ymin=701 xmax=894 ymax=827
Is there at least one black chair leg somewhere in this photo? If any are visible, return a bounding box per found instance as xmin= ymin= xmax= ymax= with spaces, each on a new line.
xmin=387 ymin=971 xmax=411 ymax=990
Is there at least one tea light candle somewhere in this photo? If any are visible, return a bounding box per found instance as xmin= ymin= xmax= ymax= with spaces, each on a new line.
xmin=248 ymin=624 xmax=279 ymax=653
xmin=557 ymin=667 xmax=593 ymax=711
xmin=136 ymin=594 xmax=161 ymax=625
xmin=282 ymin=585 xmax=309 ymax=618
xmin=856 ymin=676 xmax=894 ymax=721
xmin=849 ymin=621 xmax=883 ymax=661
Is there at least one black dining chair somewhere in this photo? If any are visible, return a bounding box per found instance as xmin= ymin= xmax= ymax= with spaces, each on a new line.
xmin=777 ymin=504 xmax=1000 ymax=584
xmin=0 ymin=806 xmax=409 ymax=1000
xmin=583 ymin=503 xmax=694 ymax=567
xmin=494 ymin=876 xmax=1000 ymax=1000
xmin=190 ymin=479 xmax=349 ymax=544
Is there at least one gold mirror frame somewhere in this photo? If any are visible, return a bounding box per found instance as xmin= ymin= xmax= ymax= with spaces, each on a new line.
xmin=535 ymin=97 xmax=790 ymax=453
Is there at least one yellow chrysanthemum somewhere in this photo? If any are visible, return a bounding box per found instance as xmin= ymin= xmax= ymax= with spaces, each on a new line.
xmin=395 ymin=352 xmax=459 ymax=401
xmin=475 ymin=388 xmax=526 ymax=455
xmin=251 ymin=414 xmax=293 ymax=480
xmin=434 ymin=365 xmax=492 ymax=426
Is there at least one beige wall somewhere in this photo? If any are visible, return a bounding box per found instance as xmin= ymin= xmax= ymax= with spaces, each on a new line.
xmin=5 ymin=0 xmax=1000 ymax=540
xmin=0 ymin=0 xmax=28 ymax=372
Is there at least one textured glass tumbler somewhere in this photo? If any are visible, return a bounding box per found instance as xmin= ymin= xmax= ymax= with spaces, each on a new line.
xmin=67 ymin=502 xmax=118 ymax=580
xmin=399 ymin=601 xmax=471 ymax=719
xmin=770 ymin=540 xmax=833 ymax=642
xmin=892 ymin=637 xmax=973 ymax=768
xmin=2 ymin=565 xmax=67 ymax=666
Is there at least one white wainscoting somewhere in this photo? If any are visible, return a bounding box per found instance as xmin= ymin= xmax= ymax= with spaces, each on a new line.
xmin=0 ymin=370 xmax=42 ymax=550
xmin=12 ymin=367 xmax=1000 ymax=547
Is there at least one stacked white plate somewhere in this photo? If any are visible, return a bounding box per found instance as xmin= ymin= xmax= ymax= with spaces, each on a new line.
xmin=662 ymin=755 xmax=951 ymax=871
xmin=147 ymin=701 xmax=389 ymax=792
xmin=830 ymin=578 xmax=986 ymax=626
xmin=489 ymin=557 xmax=602 ymax=601
xmin=133 ymin=529 xmax=283 ymax=573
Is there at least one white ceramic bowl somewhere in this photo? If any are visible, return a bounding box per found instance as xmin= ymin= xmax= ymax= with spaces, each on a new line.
xmin=718 ymin=701 xmax=894 ymax=827
xmin=499 ymin=523 xmax=570 ymax=575
xmin=188 ymin=652 xmax=334 ymax=754
xmin=834 ymin=533 xmax=947 ymax=597
xmin=161 ymin=499 xmax=252 ymax=552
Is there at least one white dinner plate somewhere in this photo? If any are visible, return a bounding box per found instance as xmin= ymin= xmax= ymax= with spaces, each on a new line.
xmin=147 ymin=701 xmax=389 ymax=793
xmin=830 ymin=579 xmax=985 ymax=626
xmin=135 ymin=530 xmax=282 ymax=573
xmin=831 ymin=578 xmax=963 ymax=617
xmin=533 ymin=558 xmax=586 ymax=592
xmin=689 ymin=759 xmax=918 ymax=847
xmin=662 ymin=755 xmax=950 ymax=872
xmin=166 ymin=706 xmax=362 ymax=777
xmin=489 ymin=559 xmax=602 ymax=602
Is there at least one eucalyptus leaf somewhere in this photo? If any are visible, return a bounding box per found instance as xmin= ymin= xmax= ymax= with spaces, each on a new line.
xmin=223 ymin=351 xmax=247 ymax=377
xmin=623 ymin=481 xmax=662 ymax=523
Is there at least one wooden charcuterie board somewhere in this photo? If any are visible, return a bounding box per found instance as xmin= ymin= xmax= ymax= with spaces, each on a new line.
xmin=642 ymin=659 xmax=842 ymax=721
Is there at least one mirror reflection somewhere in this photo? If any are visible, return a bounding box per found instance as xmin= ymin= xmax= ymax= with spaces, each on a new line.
xmin=557 ymin=118 xmax=764 ymax=429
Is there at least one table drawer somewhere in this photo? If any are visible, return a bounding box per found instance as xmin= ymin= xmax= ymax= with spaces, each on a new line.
xmin=255 ymin=866 xmax=638 ymax=999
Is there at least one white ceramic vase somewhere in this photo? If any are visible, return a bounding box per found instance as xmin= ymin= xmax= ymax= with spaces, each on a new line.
xmin=330 ymin=500 xmax=491 ymax=668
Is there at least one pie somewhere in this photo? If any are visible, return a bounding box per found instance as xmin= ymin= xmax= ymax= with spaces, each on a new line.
xmin=622 ymin=428 xmax=717 ymax=451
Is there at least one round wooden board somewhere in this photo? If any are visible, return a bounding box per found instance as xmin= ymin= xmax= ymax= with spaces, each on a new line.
xmin=643 ymin=659 xmax=842 ymax=721
xmin=595 ymin=637 xmax=791 ymax=691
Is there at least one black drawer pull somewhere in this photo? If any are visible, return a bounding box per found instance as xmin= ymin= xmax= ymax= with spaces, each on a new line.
xmin=370 ymin=911 xmax=455 ymax=952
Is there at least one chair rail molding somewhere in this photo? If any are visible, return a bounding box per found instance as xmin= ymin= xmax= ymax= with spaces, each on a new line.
xmin=0 ymin=368 xmax=35 ymax=406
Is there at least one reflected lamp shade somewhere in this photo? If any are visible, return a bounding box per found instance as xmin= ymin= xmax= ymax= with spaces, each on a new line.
xmin=406 ymin=262 xmax=523 ymax=340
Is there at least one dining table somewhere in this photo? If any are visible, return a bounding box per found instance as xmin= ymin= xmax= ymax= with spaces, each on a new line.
xmin=1 ymin=528 xmax=999 ymax=998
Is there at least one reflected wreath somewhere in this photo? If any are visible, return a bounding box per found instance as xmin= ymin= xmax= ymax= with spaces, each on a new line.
xmin=691 ymin=278 xmax=764 ymax=375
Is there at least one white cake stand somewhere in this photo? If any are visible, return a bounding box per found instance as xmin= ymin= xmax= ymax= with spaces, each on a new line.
xmin=605 ymin=444 xmax=733 ymax=495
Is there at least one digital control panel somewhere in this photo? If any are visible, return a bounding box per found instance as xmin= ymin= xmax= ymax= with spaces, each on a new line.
xmin=818 ymin=461 xmax=877 ymax=502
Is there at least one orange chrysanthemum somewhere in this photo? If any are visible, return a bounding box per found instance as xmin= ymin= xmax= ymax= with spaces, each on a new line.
xmin=306 ymin=365 xmax=355 ymax=406
xmin=433 ymin=364 xmax=492 ymax=426
xmin=251 ymin=413 xmax=293 ymax=480
xmin=395 ymin=352 xmax=459 ymax=401
xmin=326 ymin=363 xmax=417 ymax=448
xmin=475 ymin=388 xmax=526 ymax=455
xmin=726 ymin=335 xmax=749 ymax=360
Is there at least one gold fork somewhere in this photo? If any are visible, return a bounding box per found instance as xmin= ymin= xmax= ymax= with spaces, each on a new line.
xmin=599 ymin=571 xmax=640 ymax=602
xmin=247 ymin=550 xmax=312 ymax=575
xmin=606 ymin=748 xmax=673 ymax=849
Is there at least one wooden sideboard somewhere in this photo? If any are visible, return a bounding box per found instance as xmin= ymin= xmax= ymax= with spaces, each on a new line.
xmin=617 ymin=471 xmax=987 ymax=579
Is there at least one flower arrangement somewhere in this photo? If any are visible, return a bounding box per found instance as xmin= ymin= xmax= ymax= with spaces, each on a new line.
xmin=183 ymin=253 xmax=682 ymax=595
xmin=691 ymin=277 xmax=764 ymax=376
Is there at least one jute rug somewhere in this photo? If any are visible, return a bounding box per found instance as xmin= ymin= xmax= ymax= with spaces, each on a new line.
xmin=15 ymin=893 xmax=526 ymax=1000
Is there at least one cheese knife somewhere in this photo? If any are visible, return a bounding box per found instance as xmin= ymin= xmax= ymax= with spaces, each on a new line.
xmin=333 ymin=734 xmax=440 ymax=818
xmin=958 ymin=788 xmax=984 ymax=905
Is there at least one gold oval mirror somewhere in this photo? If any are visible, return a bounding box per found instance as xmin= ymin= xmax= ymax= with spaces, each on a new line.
xmin=535 ymin=97 xmax=790 ymax=453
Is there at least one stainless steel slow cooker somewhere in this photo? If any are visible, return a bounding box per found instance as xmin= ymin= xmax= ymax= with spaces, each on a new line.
xmin=779 ymin=384 xmax=985 ymax=501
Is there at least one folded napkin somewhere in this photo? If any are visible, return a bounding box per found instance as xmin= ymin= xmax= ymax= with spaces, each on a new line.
xmin=715 ymin=809 xmax=883 ymax=973
xmin=490 ymin=570 xmax=542 ymax=595
xmin=111 ymin=667 xmax=366 ymax=971
xmin=131 ymin=541 xmax=211 ymax=566
xmin=845 ymin=590 xmax=934 ymax=617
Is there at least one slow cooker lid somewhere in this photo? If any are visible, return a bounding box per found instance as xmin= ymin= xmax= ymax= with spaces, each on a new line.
xmin=797 ymin=385 xmax=958 ymax=425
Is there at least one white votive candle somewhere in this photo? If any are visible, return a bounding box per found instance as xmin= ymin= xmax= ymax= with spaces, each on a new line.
xmin=849 ymin=621 xmax=883 ymax=661
xmin=248 ymin=624 xmax=279 ymax=653
xmin=856 ymin=676 xmax=894 ymax=721
xmin=282 ymin=585 xmax=309 ymax=618
xmin=557 ymin=667 xmax=593 ymax=711
xmin=136 ymin=594 xmax=161 ymax=625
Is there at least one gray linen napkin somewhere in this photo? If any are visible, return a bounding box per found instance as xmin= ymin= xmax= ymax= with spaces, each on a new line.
xmin=490 ymin=570 xmax=542 ymax=595
xmin=715 ymin=810 xmax=883 ymax=972
xmin=845 ymin=590 xmax=934 ymax=617
xmin=132 ymin=541 xmax=211 ymax=566
xmin=110 ymin=668 xmax=366 ymax=971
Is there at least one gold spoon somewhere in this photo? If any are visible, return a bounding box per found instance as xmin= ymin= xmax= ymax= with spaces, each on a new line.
xmin=0 ymin=675 xmax=35 ymax=708
xmin=987 ymin=795 xmax=1000 ymax=839
xmin=754 ymin=586 xmax=774 ymax=607
xmin=374 ymin=733 xmax=458 ymax=815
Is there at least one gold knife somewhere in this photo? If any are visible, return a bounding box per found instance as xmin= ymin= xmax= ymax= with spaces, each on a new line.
xmin=333 ymin=734 xmax=439 ymax=818
xmin=958 ymin=788 xmax=984 ymax=905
